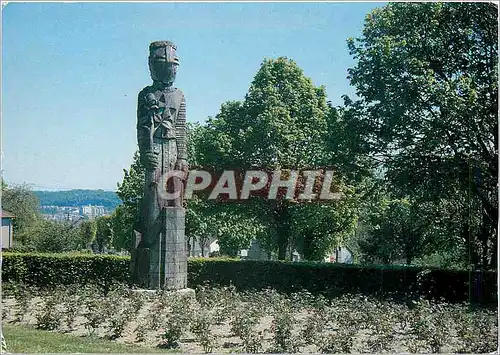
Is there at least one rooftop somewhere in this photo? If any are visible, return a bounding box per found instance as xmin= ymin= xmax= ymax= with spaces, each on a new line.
xmin=1 ymin=210 xmax=15 ymax=218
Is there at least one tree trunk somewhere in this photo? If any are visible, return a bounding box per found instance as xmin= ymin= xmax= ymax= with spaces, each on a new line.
xmin=274 ymin=202 xmax=290 ymax=261
xmin=302 ymin=233 xmax=312 ymax=261
xmin=277 ymin=235 xmax=288 ymax=260
xmin=464 ymin=222 xmax=480 ymax=267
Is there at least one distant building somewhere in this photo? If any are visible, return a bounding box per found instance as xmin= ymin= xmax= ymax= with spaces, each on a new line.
xmin=189 ymin=237 xmax=269 ymax=259
xmin=190 ymin=237 xmax=219 ymax=257
xmin=82 ymin=205 xmax=92 ymax=216
xmin=42 ymin=206 xmax=80 ymax=222
xmin=325 ymin=246 xmax=353 ymax=264
xmin=246 ymin=239 xmax=270 ymax=260
xmin=81 ymin=205 xmax=106 ymax=219
xmin=1 ymin=210 xmax=15 ymax=249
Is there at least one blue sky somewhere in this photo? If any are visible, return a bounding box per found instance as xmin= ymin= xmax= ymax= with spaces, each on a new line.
xmin=2 ymin=2 xmax=384 ymax=191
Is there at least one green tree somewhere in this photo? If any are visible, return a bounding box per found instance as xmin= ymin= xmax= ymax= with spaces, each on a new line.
xmin=197 ymin=57 xmax=349 ymax=260
xmin=78 ymin=220 xmax=97 ymax=250
xmin=186 ymin=195 xmax=268 ymax=257
xmin=290 ymin=193 xmax=358 ymax=262
xmin=110 ymin=204 xmax=134 ymax=252
xmin=357 ymin=199 xmax=430 ymax=265
xmin=1 ymin=183 xmax=41 ymax=245
xmin=94 ymin=216 xmax=113 ymax=252
xmin=113 ymin=151 xmax=145 ymax=252
xmin=339 ymin=2 xmax=498 ymax=268
xmin=198 ymin=58 xmax=329 ymax=169
xmin=30 ymin=220 xmax=80 ymax=253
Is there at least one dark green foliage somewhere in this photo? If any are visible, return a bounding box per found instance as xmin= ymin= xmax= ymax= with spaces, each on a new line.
xmin=358 ymin=199 xmax=430 ymax=265
xmin=188 ymin=258 xmax=497 ymax=304
xmin=78 ymin=220 xmax=97 ymax=249
xmin=2 ymin=183 xmax=42 ymax=245
xmin=339 ymin=2 xmax=498 ymax=269
xmin=94 ymin=216 xmax=113 ymax=252
xmin=194 ymin=58 xmax=355 ymax=260
xmin=2 ymin=253 xmax=496 ymax=304
xmin=2 ymin=253 xmax=129 ymax=289
xmin=110 ymin=204 xmax=135 ymax=252
xmin=28 ymin=220 xmax=81 ymax=253
xmin=112 ymin=151 xmax=145 ymax=252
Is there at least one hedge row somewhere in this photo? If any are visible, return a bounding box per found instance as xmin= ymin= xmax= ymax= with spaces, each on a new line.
xmin=2 ymin=253 xmax=130 ymax=289
xmin=2 ymin=253 xmax=497 ymax=304
xmin=189 ymin=258 xmax=497 ymax=304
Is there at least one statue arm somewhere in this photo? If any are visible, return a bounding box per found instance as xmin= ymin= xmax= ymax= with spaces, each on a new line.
xmin=137 ymin=91 xmax=153 ymax=166
xmin=176 ymin=95 xmax=188 ymax=162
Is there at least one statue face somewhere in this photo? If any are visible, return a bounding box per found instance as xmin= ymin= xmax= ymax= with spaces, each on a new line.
xmin=149 ymin=59 xmax=178 ymax=85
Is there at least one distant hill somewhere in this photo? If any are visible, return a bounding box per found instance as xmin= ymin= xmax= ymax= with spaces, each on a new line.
xmin=34 ymin=189 xmax=122 ymax=210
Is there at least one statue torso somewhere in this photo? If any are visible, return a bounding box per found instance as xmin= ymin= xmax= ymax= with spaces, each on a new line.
xmin=138 ymin=85 xmax=184 ymax=140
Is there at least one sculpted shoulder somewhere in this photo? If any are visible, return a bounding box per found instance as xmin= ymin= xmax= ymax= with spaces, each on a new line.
xmin=165 ymin=87 xmax=185 ymax=103
xmin=166 ymin=87 xmax=184 ymax=100
xmin=137 ymin=86 xmax=184 ymax=111
xmin=138 ymin=85 xmax=155 ymax=99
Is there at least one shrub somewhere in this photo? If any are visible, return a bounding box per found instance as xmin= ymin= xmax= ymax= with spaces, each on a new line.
xmin=188 ymin=258 xmax=497 ymax=304
xmin=157 ymin=292 xmax=193 ymax=349
xmin=302 ymin=308 xmax=326 ymax=346
xmin=270 ymin=299 xmax=299 ymax=353
xmin=2 ymin=253 xmax=497 ymax=304
xmin=230 ymin=304 xmax=263 ymax=352
xmin=456 ymin=308 xmax=498 ymax=353
xmin=319 ymin=328 xmax=356 ymax=354
xmin=81 ymin=285 xmax=112 ymax=336
xmin=104 ymin=290 xmax=134 ymax=340
xmin=11 ymin=283 xmax=35 ymax=323
xmin=2 ymin=252 xmax=128 ymax=289
xmin=134 ymin=316 xmax=150 ymax=343
xmin=190 ymin=308 xmax=216 ymax=353
xmin=61 ymin=294 xmax=80 ymax=331
xmin=34 ymin=291 xmax=63 ymax=331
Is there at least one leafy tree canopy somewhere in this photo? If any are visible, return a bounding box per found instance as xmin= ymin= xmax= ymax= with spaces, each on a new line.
xmin=195 ymin=57 xmax=356 ymax=260
xmin=338 ymin=2 xmax=498 ymax=268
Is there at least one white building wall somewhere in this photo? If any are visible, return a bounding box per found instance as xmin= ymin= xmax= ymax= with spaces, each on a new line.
xmin=1 ymin=223 xmax=13 ymax=249
xmin=190 ymin=237 xmax=219 ymax=257
xmin=325 ymin=246 xmax=353 ymax=264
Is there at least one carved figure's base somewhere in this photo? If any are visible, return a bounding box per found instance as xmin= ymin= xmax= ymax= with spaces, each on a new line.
xmin=130 ymin=207 xmax=187 ymax=290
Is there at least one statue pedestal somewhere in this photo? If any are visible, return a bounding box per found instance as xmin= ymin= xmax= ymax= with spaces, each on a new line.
xmin=130 ymin=207 xmax=187 ymax=290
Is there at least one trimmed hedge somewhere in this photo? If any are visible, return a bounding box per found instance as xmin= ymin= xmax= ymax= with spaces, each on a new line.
xmin=1 ymin=253 xmax=497 ymax=304
xmin=2 ymin=252 xmax=129 ymax=289
xmin=188 ymin=258 xmax=497 ymax=304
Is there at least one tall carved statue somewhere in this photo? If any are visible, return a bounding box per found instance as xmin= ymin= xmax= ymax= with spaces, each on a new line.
xmin=130 ymin=41 xmax=188 ymax=290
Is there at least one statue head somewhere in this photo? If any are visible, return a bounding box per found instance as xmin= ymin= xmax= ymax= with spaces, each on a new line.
xmin=148 ymin=41 xmax=180 ymax=86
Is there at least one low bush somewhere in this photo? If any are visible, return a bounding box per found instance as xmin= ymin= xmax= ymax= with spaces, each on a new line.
xmin=2 ymin=284 xmax=498 ymax=353
xmin=188 ymin=258 xmax=497 ymax=304
xmin=2 ymin=253 xmax=497 ymax=304
xmin=2 ymin=252 xmax=128 ymax=289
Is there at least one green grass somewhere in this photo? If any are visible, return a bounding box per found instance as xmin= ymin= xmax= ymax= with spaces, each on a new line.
xmin=2 ymin=325 xmax=175 ymax=353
